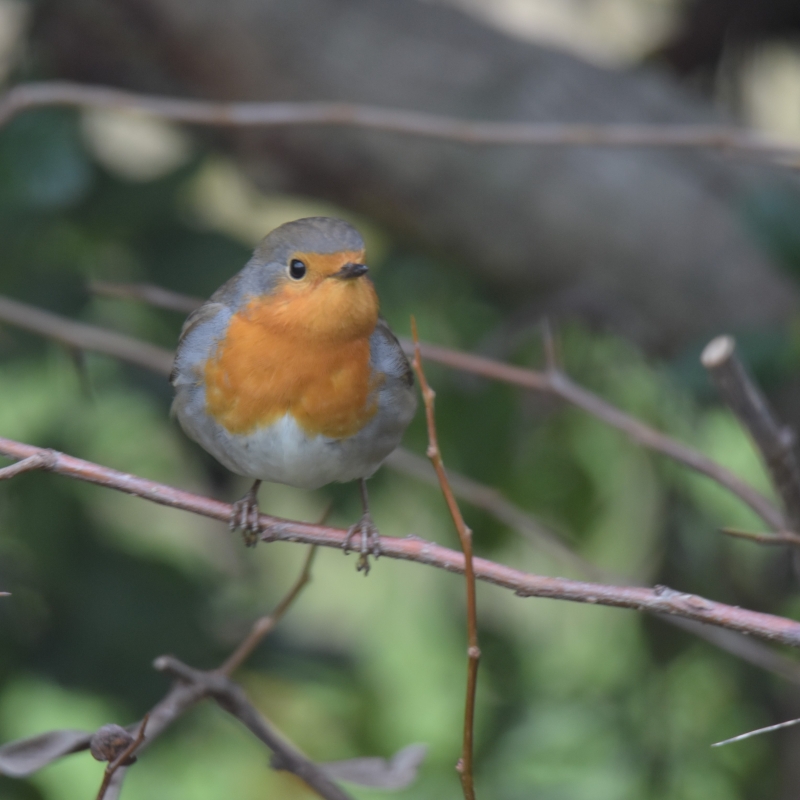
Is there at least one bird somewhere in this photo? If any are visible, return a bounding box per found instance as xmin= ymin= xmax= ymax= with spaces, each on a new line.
xmin=170 ymin=216 xmax=417 ymax=572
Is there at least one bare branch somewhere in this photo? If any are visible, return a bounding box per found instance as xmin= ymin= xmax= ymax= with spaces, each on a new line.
xmin=702 ymin=335 xmax=800 ymax=529
xmin=5 ymin=291 xmax=791 ymax=679
xmin=411 ymin=318 xmax=479 ymax=800
xmin=389 ymin=449 xmax=800 ymax=684
xmin=0 ymin=295 xmax=174 ymax=375
xmin=0 ymin=451 xmax=55 ymax=480
xmin=2 ymin=441 xmax=800 ymax=649
xmin=387 ymin=448 xmax=600 ymax=579
xmin=0 ymin=82 xmax=798 ymax=165
xmin=153 ymin=657 xmax=354 ymax=800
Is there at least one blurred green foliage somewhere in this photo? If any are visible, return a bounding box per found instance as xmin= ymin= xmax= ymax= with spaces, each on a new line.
xmin=1 ymin=107 xmax=799 ymax=799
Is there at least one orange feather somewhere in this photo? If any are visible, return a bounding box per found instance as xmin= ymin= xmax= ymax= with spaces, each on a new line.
xmin=204 ymin=251 xmax=381 ymax=438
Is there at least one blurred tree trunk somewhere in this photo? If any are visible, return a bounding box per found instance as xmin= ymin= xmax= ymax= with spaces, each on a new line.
xmin=29 ymin=0 xmax=799 ymax=352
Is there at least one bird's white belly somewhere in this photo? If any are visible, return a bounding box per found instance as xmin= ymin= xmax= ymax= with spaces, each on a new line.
xmin=211 ymin=413 xmax=372 ymax=490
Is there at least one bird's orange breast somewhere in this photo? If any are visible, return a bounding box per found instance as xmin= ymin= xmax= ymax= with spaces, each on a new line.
xmin=204 ymin=288 xmax=381 ymax=439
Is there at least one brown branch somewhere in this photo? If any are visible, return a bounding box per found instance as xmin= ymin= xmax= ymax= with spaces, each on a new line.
xmin=410 ymin=318 xmax=479 ymax=800
xmin=702 ymin=335 xmax=800 ymax=529
xmin=0 ymin=450 xmax=55 ymax=480
xmin=0 ymin=295 xmax=174 ymax=375
xmin=95 ymin=715 xmax=148 ymax=800
xmin=0 ymin=81 xmax=798 ymax=164
xmin=153 ymin=657 xmax=354 ymax=800
xmin=0 ymin=291 xmax=783 ymax=532
xmin=2 ymin=436 xmax=800 ymax=646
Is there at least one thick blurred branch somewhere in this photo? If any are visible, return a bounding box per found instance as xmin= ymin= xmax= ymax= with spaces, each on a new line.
xmin=0 ymin=81 xmax=797 ymax=159
xmin=0 ymin=296 xmax=174 ymax=375
xmin=2 ymin=435 xmax=800 ymax=646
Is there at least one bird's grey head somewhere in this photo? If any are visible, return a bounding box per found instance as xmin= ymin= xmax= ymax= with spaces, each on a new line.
xmin=254 ymin=217 xmax=365 ymax=266
xmin=219 ymin=217 xmax=368 ymax=306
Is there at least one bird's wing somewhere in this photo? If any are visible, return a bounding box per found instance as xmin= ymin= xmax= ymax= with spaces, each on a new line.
xmin=170 ymin=301 xmax=230 ymax=386
xmin=370 ymin=318 xmax=414 ymax=388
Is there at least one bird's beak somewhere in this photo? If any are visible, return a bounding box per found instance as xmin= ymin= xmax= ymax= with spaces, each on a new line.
xmin=332 ymin=262 xmax=369 ymax=280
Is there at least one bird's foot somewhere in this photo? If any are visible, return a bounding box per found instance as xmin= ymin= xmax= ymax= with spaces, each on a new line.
xmin=343 ymin=513 xmax=381 ymax=575
xmin=230 ymin=485 xmax=262 ymax=547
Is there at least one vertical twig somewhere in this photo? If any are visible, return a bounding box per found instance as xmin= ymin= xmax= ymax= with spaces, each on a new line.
xmin=410 ymin=317 xmax=480 ymax=800
xmin=95 ymin=714 xmax=148 ymax=800
xmin=219 ymin=544 xmax=318 ymax=676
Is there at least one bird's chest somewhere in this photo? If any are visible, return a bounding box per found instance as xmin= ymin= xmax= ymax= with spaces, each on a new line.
xmin=204 ymin=313 xmax=380 ymax=439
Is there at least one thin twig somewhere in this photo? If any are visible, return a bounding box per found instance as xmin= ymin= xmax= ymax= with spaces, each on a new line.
xmin=702 ymin=335 xmax=800 ymax=529
xmin=721 ymin=527 xmax=800 ymax=548
xmin=0 ymin=82 xmax=799 ymax=165
xmin=0 ymin=451 xmax=54 ymax=480
xmin=95 ymin=714 xmax=148 ymax=800
xmin=411 ymin=318 xmax=479 ymax=800
xmin=0 ymin=292 xmax=783 ymax=532
xmin=2 ymin=436 xmax=800 ymax=647
xmin=712 ymin=716 xmax=800 ymax=747
xmin=219 ymin=544 xmax=318 ymax=676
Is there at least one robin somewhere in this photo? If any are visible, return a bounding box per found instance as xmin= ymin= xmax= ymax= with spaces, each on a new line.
xmin=170 ymin=217 xmax=417 ymax=571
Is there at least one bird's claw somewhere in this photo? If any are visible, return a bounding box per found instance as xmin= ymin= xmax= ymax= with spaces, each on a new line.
xmin=230 ymin=491 xmax=261 ymax=547
xmin=343 ymin=514 xmax=381 ymax=575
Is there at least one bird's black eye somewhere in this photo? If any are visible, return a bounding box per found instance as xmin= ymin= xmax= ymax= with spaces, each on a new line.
xmin=288 ymin=259 xmax=307 ymax=280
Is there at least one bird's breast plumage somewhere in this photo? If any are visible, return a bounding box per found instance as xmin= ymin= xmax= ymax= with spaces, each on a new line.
xmin=204 ymin=293 xmax=382 ymax=439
